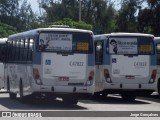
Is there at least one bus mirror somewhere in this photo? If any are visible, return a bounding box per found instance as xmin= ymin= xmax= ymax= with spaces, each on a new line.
xmin=156 ymin=44 xmax=160 ymax=54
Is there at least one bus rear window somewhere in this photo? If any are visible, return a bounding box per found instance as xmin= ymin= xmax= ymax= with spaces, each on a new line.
xmin=38 ymin=32 xmax=93 ymax=53
xmin=108 ymin=37 xmax=154 ymax=55
xmin=138 ymin=37 xmax=154 ymax=55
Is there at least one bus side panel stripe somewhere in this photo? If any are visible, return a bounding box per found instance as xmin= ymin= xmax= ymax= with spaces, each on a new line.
xmin=88 ymin=54 xmax=95 ymax=66
xmin=151 ymin=55 xmax=157 ymax=65
xmin=33 ymin=52 xmax=41 ymax=65
xmin=104 ymin=55 xmax=110 ymax=65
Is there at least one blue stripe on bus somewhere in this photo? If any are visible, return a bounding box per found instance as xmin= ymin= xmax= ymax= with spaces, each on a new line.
xmin=33 ymin=53 xmax=95 ymax=66
xmin=103 ymin=55 xmax=156 ymax=66
xmin=88 ymin=54 xmax=95 ymax=66
xmin=104 ymin=54 xmax=110 ymax=65
xmin=33 ymin=52 xmax=41 ymax=65
xmin=151 ymin=54 xmax=157 ymax=65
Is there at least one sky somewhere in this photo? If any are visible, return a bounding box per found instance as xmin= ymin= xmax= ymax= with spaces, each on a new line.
xmin=27 ymin=0 xmax=39 ymax=14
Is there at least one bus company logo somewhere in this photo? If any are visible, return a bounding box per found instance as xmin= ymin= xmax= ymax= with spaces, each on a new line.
xmin=69 ymin=61 xmax=84 ymax=67
xmin=45 ymin=60 xmax=51 ymax=65
xmin=112 ymin=58 xmax=117 ymax=63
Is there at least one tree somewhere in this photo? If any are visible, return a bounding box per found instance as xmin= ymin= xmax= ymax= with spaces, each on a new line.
xmin=0 ymin=22 xmax=17 ymax=37
xmin=48 ymin=18 xmax=92 ymax=30
xmin=38 ymin=0 xmax=115 ymax=34
xmin=0 ymin=0 xmax=20 ymax=28
xmin=0 ymin=0 xmax=40 ymax=32
xmin=81 ymin=0 xmax=115 ymax=34
xmin=115 ymin=0 xmax=143 ymax=32
xmin=18 ymin=0 xmax=39 ymax=31
xmin=137 ymin=0 xmax=160 ymax=36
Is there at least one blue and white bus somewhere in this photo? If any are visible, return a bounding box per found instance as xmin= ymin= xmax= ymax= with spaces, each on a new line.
xmin=154 ymin=37 xmax=160 ymax=96
xmin=94 ymin=33 xmax=157 ymax=100
xmin=0 ymin=38 xmax=7 ymax=89
xmin=4 ymin=28 xmax=95 ymax=104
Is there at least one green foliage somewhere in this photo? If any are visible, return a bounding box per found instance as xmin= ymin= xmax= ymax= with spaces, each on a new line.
xmin=138 ymin=0 xmax=160 ymax=36
xmin=0 ymin=22 xmax=17 ymax=37
xmin=1 ymin=0 xmax=160 ymax=36
xmin=115 ymin=0 xmax=139 ymax=32
xmin=40 ymin=0 xmax=115 ymax=34
xmin=31 ymin=21 xmax=42 ymax=29
xmin=0 ymin=0 xmax=20 ymax=30
xmin=0 ymin=0 xmax=40 ymax=32
xmin=48 ymin=18 xmax=92 ymax=30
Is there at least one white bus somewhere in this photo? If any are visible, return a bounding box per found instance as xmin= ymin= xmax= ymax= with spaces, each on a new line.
xmin=0 ymin=38 xmax=7 ymax=89
xmin=154 ymin=37 xmax=160 ymax=95
xmin=4 ymin=28 xmax=95 ymax=104
xmin=94 ymin=33 xmax=157 ymax=100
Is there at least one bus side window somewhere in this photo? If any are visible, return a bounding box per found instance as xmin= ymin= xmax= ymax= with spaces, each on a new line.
xmin=7 ymin=41 xmax=12 ymax=62
xmin=95 ymin=41 xmax=103 ymax=65
xmin=20 ymin=39 xmax=25 ymax=61
xmin=156 ymin=44 xmax=160 ymax=65
xmin=0 ymin=44 xmax=6 ymax=62
xmin=28 ymin=39 xmax=33 ymax=62
xmin=23 ymin=39 xmax=28 ymax=61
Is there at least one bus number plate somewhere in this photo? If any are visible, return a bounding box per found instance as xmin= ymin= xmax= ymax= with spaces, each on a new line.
xmin=58 ymin=77 xmax=69 ymax=81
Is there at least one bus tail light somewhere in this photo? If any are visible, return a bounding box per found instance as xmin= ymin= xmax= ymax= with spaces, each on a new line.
xmin=86 ymin=71 xmax=94 ymax=86
xmin=88 ymin=71 xmax=94 ymax=81
xmin=104 ymin=69 xmax=112 ymax=83
xmin=33 ymin=68 xmax=43 ymax=85
xmin=149 ymin=70 xmax=157 ymax=83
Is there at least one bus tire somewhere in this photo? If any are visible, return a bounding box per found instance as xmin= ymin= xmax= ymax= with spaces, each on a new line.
xmin=7 ymin=77 xmax=10 ymax=92
xmin=19 ymin=80 xmax=26 ymax=104
xmin=45 ymin=94 xmax=56 ymax=100
xmin=63 ymin=97 xmax=78 ymax=105
xmin=121 ymin=92 xmax=136 ymax=101
xmin=101 ymin=92 xmax=108 ymax=99
xmin=141 ymin=91 xmax=153 ymax=97
xmin=9 ymin=92 xmax=17 ymax=99
xmin=92 ymin=92 xmax=101 ymax=99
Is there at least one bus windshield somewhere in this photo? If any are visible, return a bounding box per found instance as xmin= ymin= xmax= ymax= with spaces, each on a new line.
xmin=38 ymin=32 xmax=93 ymax=54
xmin=108 ymin=36 xmax=154 ymax=55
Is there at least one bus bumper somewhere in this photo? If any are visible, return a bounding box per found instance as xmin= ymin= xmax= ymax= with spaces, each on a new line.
xmin=103 ymin=82 xmax=157 ymax=91
xmin=31 ymin=84 xmax=94 ymax=99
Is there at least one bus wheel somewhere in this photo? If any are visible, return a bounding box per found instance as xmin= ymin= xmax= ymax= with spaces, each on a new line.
xmin=141 ymin=91 xmax=153 ymax=97
xmin=92 ymin=92 xmax=101 ymax=99
xmin=121 ymin=92 xmax=136 ymax=101
xmin=63 ymin=97 xmax=78 ymax=105
xmin=101 ymin=92 xmax=108 ymax=99
xmin=9 ymin=92 xmax=17 ymax=99
xmin=45 ymin=94 xmax=56 ymax=101
xmin=19 ymin=80 xmax=26 ymax=103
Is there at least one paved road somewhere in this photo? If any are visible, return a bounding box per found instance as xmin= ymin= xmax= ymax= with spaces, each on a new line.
xmin=0 ymin=92 xmax=160 ymax=120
